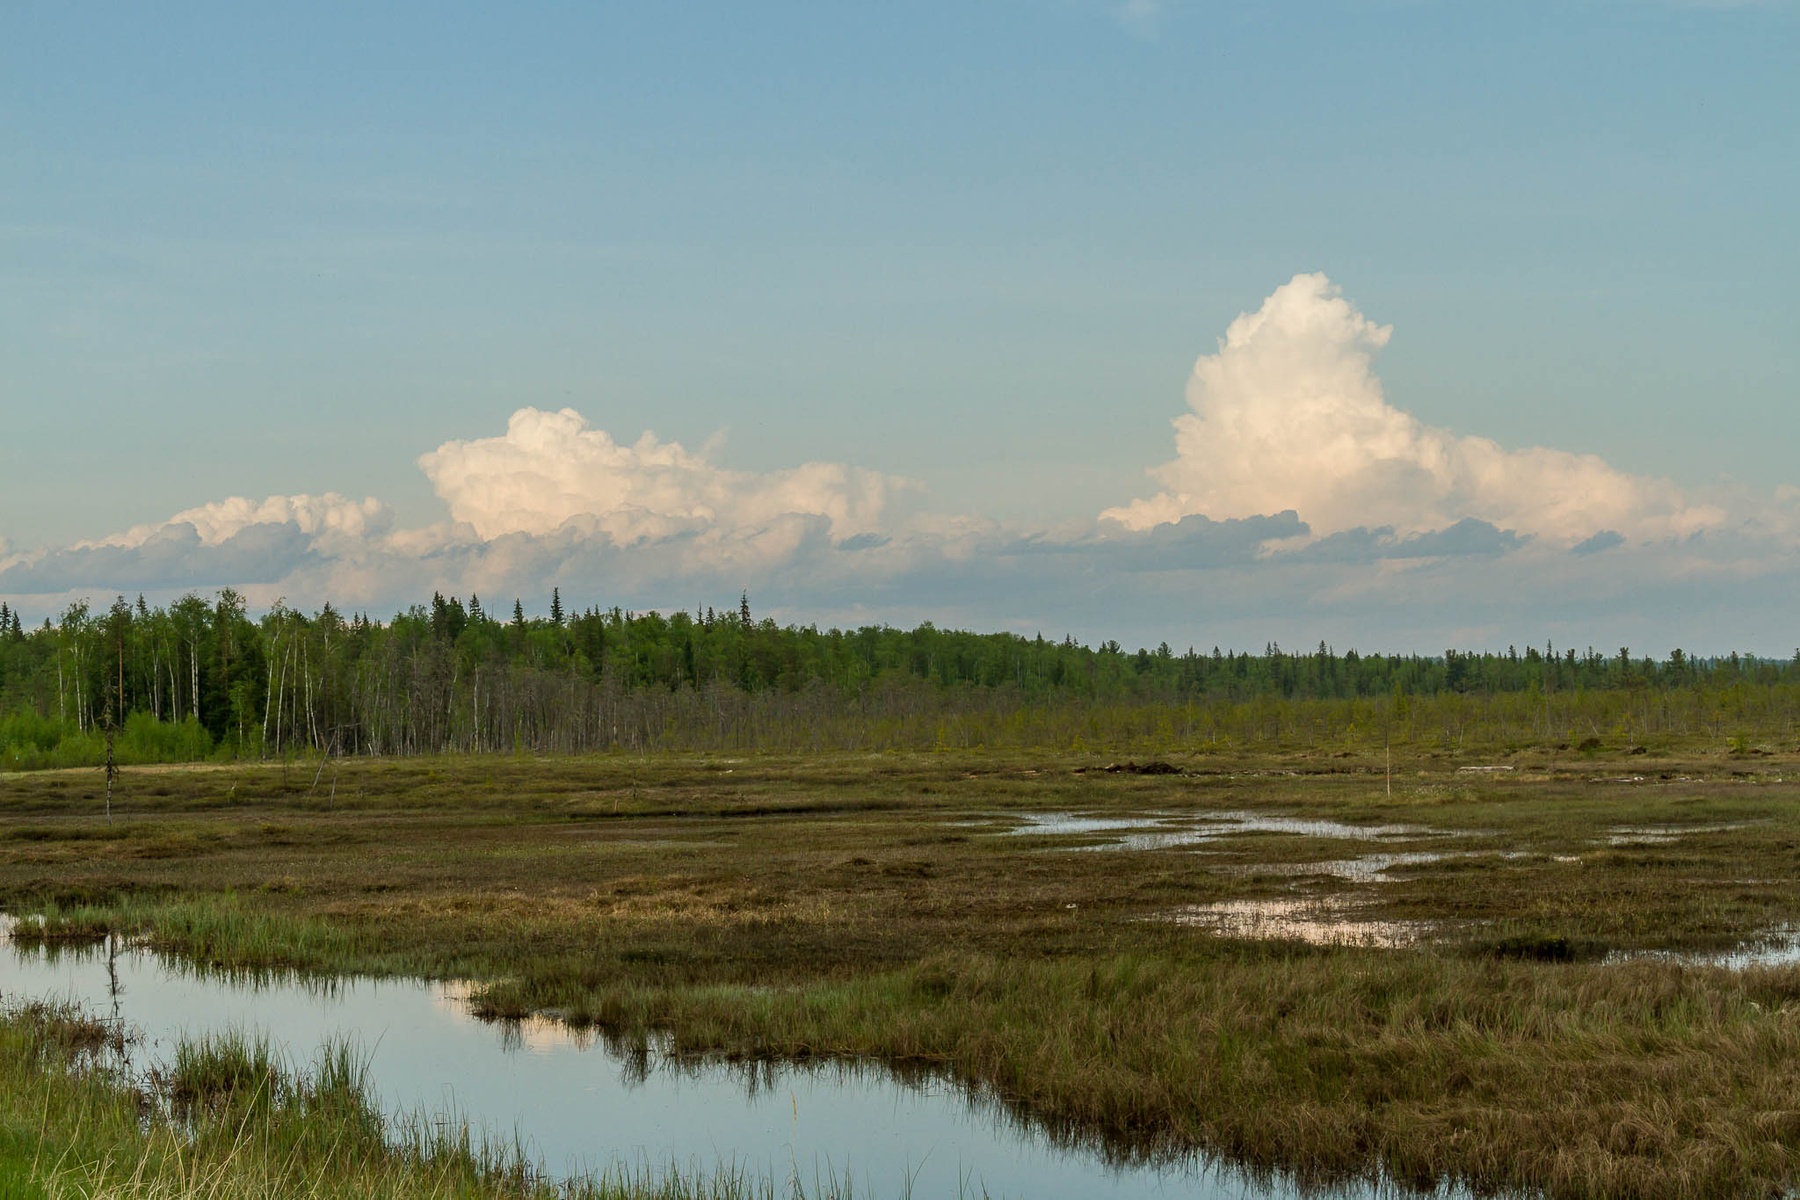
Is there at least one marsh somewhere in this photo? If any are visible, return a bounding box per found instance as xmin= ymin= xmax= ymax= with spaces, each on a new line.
xmin=5 ymin=748 xmax=1800 ymax=1196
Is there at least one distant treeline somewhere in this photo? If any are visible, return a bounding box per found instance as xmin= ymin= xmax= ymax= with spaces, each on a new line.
xmin=1 ymin=590 xmax=1796 ymax=768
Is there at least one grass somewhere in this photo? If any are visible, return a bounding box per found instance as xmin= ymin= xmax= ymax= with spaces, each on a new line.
xmin=460 ymin=953 xmax=1800 ymax=1195
xmin=0 ymin=1007 xmax=906 ymax=1200
xmin=8 ymin=895 xmax=355 ymax=973
xmin=4 ymin=742 xmax=1800 ymax=1195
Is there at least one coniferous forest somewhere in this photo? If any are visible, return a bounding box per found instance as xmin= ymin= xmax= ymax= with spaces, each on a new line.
xmin=1 ymin=590 xmax=1797 ymax=768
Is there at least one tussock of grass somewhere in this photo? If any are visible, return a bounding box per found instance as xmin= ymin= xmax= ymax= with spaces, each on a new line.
xmin=1465 ymin=932 xmax=1610 ymax=962
xmin=8 ymin=895 xmax=355 ymax=973
xmin=164 ymin=1030 xmax=285 ymax=1113
xmin=0 ymin=1000 xmax=124 ymax=1058
xmin=4 ymin=904 xmax=113 ymax=944
xmin=141 ymin=897 xmax=356 ymax=971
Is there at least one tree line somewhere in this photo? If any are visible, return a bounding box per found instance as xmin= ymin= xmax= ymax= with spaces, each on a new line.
xmin=1 ymin=591 xmax=1797 ymax=768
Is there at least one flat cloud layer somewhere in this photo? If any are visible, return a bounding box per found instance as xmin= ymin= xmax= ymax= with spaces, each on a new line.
xmin=3 ymin=275 xmax=1797 ymax=651
xmin=1101 ymin=273 xmax=1723 ymax=542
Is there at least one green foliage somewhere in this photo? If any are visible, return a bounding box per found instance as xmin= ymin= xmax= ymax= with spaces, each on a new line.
xmin=121 ymin=711 xmax=214 ymax=762
xmin=0 ymin=713 xmax=84 ymax=770
xmin=4 ymin=589 xmax=1799 ymax=767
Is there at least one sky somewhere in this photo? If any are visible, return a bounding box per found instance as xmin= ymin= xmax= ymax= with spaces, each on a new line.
xmin=3 ymin=1 xmax=1797 ymax=653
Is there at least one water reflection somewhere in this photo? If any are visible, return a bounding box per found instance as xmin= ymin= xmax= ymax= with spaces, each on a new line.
xmin=1154 ymin=898 xmax=1437 ymax=949
xmin=1604 ymin=933 xmax=1800 ymax=970
xmin=2 ymin=929 xmax=1415 ymax=1200
xmin=1216 ymin=854 xmax=1449 ymax=882
xmin=1602 ymin=823 xmax=1749 ymax=847
xmin=997 ymin=811 xmax=1452 ymax=853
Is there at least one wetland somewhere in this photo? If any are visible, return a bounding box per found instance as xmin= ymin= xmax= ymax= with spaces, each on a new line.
xmin=5 ymin=747 xmax=1800 ymax=1197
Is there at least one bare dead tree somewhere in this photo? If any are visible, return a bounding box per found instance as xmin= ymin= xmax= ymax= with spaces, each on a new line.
xmin=103 ymin=694 xmax=117 ymax=825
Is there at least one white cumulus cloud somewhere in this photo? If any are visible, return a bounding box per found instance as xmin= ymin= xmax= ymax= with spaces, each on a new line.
xmin=0 ymin=492 xmax=392 ymax=599
xmin=418 ymin=407 xmax=898 ymax=545
xmin=9 ymin=283 xmax=1800 ymax=652
xmin=85 ymin=493 xmax=390 ymax=550
xmin=1102 ymin=273 xmax=1724 ymax=542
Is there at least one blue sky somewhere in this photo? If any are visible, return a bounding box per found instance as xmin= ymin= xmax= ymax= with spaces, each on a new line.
xmin=3 ymin=2 xmax=1797 ymax=651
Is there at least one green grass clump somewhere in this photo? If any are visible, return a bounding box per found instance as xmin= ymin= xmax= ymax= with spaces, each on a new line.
xmin=142 ymin=896 xmax=357 ymax=971
xmin=167 ymin=1029 xmax=284 ymax=1112
xmin=3 ymin=903 xmax=113 ymax=944
xmin=8 ymin=894 xmax=356 ymax=973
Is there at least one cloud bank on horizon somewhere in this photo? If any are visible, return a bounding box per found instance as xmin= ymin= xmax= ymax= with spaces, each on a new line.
xmin=417 ymin=407 xmax=898 ymax=547
xmin=6 ymin=275 xmax=1796 ymax=650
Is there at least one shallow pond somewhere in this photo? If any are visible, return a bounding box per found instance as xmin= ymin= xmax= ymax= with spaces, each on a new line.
xmin=1216 ymin=852 xmax=1453 ymax=883
xmin=998 ymin=811 xmax=1448 ymax=853
xmin=1 ymin=930 xmax=1428 ymax=1200
xmin=1154 ymin=898 xmax=1436 ymax=948
xmin=1602 ymin=823 xmax=1750 ymax=847
xmin=1605 ymin=934 xmax=1800 ymax=970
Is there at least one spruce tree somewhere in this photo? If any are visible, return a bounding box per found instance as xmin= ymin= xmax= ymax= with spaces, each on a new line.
xmin=550 ymin=588 xmax=564 ymax=627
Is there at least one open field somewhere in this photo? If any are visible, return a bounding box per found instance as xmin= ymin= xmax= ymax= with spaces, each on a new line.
xmin=5 ymin=745 xmax=1800 ymax=1197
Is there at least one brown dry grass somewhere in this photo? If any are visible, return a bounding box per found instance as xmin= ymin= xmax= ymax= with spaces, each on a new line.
xmin=5 ymin=746 xmax=1800 ymax=1195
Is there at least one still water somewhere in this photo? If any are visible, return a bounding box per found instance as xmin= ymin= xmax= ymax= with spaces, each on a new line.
xmin=995 ymin=811 xmax=1447 ymax=853
xmin=0 ymin=932 xmax=1422 ymax=1200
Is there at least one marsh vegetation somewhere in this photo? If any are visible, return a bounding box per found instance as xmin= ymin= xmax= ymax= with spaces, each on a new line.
xmin=0 ymin=996 xmax=904 ymax=1200
xmin=3 ymin=740 xmax=1800 ymax=1196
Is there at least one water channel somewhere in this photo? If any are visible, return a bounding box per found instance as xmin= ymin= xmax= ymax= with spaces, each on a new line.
xmin=1 ymin=930 xmax=1430 ymax=1200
